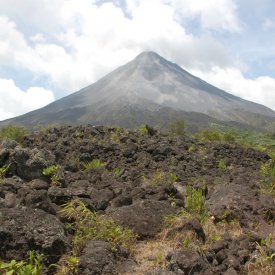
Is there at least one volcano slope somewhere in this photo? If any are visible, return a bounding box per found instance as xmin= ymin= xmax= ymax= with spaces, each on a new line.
xmin=0 ymin=125 xmax=275 ymax=274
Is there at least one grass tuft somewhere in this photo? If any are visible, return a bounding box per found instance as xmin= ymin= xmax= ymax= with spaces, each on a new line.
xmin=83 ymin=159 xmax=105 ymax=170
xmin=60 ymin=199 xmax=137 ymax=253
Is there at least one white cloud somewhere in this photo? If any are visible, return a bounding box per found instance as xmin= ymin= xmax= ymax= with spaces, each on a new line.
xmin=189 ymin=67 xmax=275 ymax=110
xmin=0 ymin=0 xmax=66 ymax=33
xmin=167 ymin=0 xmax=241 ymax=32
xmin=0 ymin=1 xmax=236 ymax=94
xmin=0 ymin=78 xmax=54 ymax=120
xmin=263 ymin=18 xmax=275 ymax=30
xmin=0 ymin=0 xmax=274 ymax=118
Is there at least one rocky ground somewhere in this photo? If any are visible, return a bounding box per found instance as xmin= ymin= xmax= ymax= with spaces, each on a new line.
xmin=0 ymin=125 xmax=274 ymax=274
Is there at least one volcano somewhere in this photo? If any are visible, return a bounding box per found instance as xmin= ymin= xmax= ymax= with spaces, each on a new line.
xmin=1 ymin=51 xmax=275 ymax=132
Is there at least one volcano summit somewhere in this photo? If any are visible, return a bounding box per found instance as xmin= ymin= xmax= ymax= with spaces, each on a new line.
xmin=1 ymin=52 xmax=275 ymax=131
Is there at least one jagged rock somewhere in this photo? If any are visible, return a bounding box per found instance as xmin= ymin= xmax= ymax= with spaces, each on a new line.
xmin=0 ymin=125 xmax=273 ymax=274
xmin=0 ymin=138 xmax=18 ymax=149
xmin=0 ymin=148 xmax=9 ymax=166
xmin=13 ymin=147 xmax=55 ymax=181
xmin=0 ymin=207 xmax=69 ymax=264
xmin=169 ymin=249 xmax=209 ymax=274
xmin=28 ymin=179 xmax=50 ymax=190
xmin=108 ymin=199 xmax=176 ymax=239
xmin=78 ymin=241 xmax=118 ymax=274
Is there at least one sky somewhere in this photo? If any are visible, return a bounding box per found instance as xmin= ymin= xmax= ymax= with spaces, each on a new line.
xmin=0 ymin=0 xmax=275 ymax=120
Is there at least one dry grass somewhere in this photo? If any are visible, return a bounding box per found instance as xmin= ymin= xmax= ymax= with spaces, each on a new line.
xmin=245 ymin=244 xmax=275 ymax=275
xmin=119 ymin=238 xmax=176 ymax=275
xmin=203 ymin=217 xmax=243 ymax=242
xmin=119 ymin=213 xmax=247 ymax=275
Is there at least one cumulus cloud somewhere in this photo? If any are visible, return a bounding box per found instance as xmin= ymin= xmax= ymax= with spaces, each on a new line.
xmin=0 ymin=1 xmax=236 ymax=93
xmin=171 ymin=0 xmax=241 ymax=32
xmin=0 ymin=0 xmax=274 ymax=119
xmin=189 ymin=67 xmax=275 ymax=110
xmin=263 ymin=18 xmax=275 ymax=30
xmin=0 ymin=78 xmax=54 ymax=120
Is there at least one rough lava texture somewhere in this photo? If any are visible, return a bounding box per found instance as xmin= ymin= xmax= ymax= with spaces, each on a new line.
xmin=0 ymin=125 xmax=274 ymax=274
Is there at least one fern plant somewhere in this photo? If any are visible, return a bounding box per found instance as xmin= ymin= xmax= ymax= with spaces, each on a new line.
xmin=42 ymin=165 xmax=61 ymax=183
xmin=60 ymin=199 xmax=137 ymax=253
xmin=0 ymin=251 xmax=43 ymax=275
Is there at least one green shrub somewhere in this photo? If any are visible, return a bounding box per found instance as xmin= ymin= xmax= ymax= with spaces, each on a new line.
xmin=186 ymin=185 xmax=206 ymax=217
xmin=83 ymin=159 xmax=105 ymax=170
xmin=0 ymin=125 xmax=28 ymax=143
xmin=218 ymin=159 xmax=227 ymax=171
xmin=194 ymin=129 xmax=235 ymax=143
xmin=42 ymin=165 xmax=61 ymax=183
xmin=170 ymin=173 xmax=178 ymax=182
xmin=139 ymin=124 xmax=149 ymax=135
xmin=260 ymin=160 xmax=275 ymax=196
xmin=0 ymin=251 xmax=43 ymax=275
xmin=194 ymin=130 xmax=221 ymax=142
xmin=169 ymin=119 xmax=185 ymax=136
xmin=53 ymin=255 xmax=79 ymax=275
xmin=112 ymin=168 xmax=122 ymax=179
xmin=61 ymin=199 xmax=137 ymax=253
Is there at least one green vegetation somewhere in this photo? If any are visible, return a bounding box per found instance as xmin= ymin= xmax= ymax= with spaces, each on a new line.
xmin=112 ymin=167 xmax=122 ymax=179
xmin=169 ymin=119 xmax=185 ymax=136
xmin=246 ymin=243 xmax=275 ymax=274
xmin=186 ymin=185 xmax=206 ymax=218
xmin=142 ymin=170 xmax=178 ymax=186
xmin=0 ymin=251 xmax=43 ymax=275
xmin=109 ymin=128 xmax=124 ymax=144
xmin=0 ymin=164 xmax=10 ymax=179
xmin=260 ymin=233 xmax=273 ymax=246
xmin=218 ymin=159 xmax=227 ymax=171
xmin=165 ymin=185 xmax=207 ymax=229
xmin=53 ymin=255 xmax=79 ymax=275
xmin=194 ymin=129 xmax=235 ymax=143
xmin=194 ymin=127 xmax=275 ymax=152
xmin=260 ymin=159 xmax=275 ymax=196
xmin=42 ymin=165 xmax=61 ymax=183
xmin=169 ymin=173 xmax=178 ymax=182
xmin=83 ymin=159 xmax=105 ymax=170
xmin=60 ymin=199 xmax=137 ymax=253
xmin=0 ymin=125 xmax=28 ymax=143
xmin=139 ymin=124 xmax=149 ymax=135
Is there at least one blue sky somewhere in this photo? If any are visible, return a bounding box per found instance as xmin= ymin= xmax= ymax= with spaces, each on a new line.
xmin=0 ymin=0 xmax=275 ymax=120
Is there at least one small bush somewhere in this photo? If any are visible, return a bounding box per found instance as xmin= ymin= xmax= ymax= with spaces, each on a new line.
xmin=0 ymin=251 xmax=43 ymax=275
xmin=60 ymin=199 xmax=137 ymax=253
xmin=112 ymin=168 xmax=122 ymax=179
xmin=139 ymin=124 xmax=149 ymax=135
xmin=260 ymin=160 xmax=275 ymax=196
xmin=186 ymin=185 xmax=206 ymax=217
xmin=218 ymin=159 xmax=227 ymax=171
xmin=169 ymin=119 xmax=185 ymax=136
xmin=194 ymin=129 xmax=235 ymax=143
xmin=170 ymin=173 xmax=178 ymax=182
xmin=42 ymin=165 xmax=61 ymax=183
xmin=0 ymin=125 xmax=28 ymax=143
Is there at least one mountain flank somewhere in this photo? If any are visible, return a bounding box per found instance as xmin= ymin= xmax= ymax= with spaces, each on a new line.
xmin=1 ymin=51 xmax=275 ymax=132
